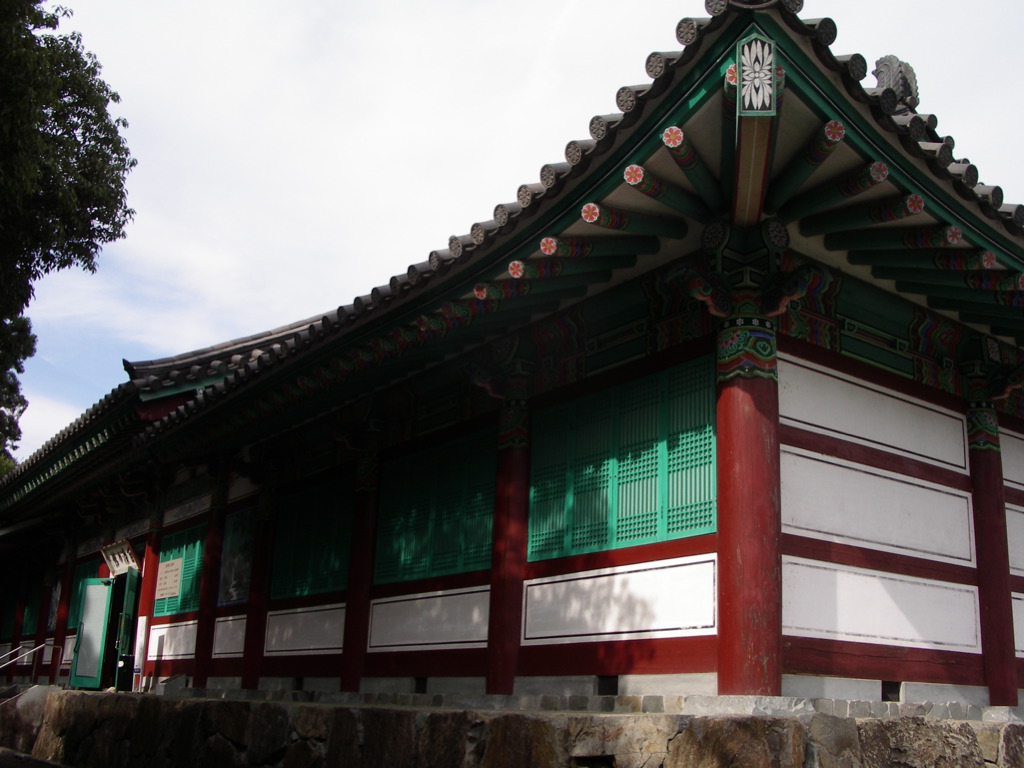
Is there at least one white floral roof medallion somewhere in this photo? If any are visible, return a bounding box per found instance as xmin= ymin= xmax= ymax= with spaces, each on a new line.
xmin=738 ymin=34 xmax=776 ymax=117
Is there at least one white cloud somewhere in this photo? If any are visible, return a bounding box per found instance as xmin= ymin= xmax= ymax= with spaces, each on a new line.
xmin=14 ymin=0 xmax=1024 ymax=461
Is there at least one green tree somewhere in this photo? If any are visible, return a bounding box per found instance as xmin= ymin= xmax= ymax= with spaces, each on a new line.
xmin=0 ymin=0 xmax=135 ymax=469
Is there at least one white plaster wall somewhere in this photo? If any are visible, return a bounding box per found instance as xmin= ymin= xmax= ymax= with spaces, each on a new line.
xmin=521 ymin=555 xmax=716 ymax=646
xmin=368 ymin=588 xmax=489 ymax=652
xmin=212 ymin=615 xmax=246 ymax=658
xmin=1008 ymin=506 xmax=1024 ymax=576
xmin=778 ymin=356 xmax=967 ymax=471
xmin=1001 ymin=430 xmax=1024 ymax=492
xmin=147 ymin=620 xmax=198 ymax=660
xmin=781 ymin=447 xmax=975 ymax=565
xmin=783 ymin=556 xmax=981 ymax=653
xmin=265 ymin=603 xmax=344 ymax=656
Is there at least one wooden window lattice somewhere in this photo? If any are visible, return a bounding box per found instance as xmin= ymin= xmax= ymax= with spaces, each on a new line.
xmin=528 ymin=356 xmax=716 ymax=561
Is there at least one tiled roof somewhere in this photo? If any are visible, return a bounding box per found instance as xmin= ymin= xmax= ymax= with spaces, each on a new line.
xmin=6 ymin=0 xmax=1024 ymax=510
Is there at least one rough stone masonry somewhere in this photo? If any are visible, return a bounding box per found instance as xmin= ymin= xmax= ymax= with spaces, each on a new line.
xmin=3 ymin=689 xmax=1024 ymax=767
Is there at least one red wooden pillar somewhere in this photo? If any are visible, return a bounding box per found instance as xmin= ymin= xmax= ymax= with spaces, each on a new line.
xmin=486 ymin=398 xmax=531 ymax=695
xmin=715 ymin=315 xmax=782 ymax=695
xmin=50 ymin=557 xmax=74 ymax=683
xmin=32 ymin=573 xmax=52 ymax=683
xmin=241 ymin=489 xmax=275 ymax=690
xmin=341 ymin=447 xmax=380 ymax=692
xmin=192 ymin=472 xmax=229 ymax=687
xmin=966 ymin=398 xmax=1018 ymax=706
xmin=136 ymin=517 xmax=163 ymax=688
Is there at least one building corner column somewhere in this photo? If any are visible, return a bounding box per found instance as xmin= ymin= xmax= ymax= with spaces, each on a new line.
xmin=486 ymin=396 xmax=531 ymax=695
xmin=341 ymin=441 xmax=380 ymax=693
xmin=965 ymin=379 xmax=1018 ymax=706
xmin=715 ymin=312 xmax=782 ymax=695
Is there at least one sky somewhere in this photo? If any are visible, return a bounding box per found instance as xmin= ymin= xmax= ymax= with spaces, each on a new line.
xmin=14 ymin=0 xmax=1024 ymax=459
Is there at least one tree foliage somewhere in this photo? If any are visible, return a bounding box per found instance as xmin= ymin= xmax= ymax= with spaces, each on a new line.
xmin=0 ymin=0 xmax=134 ymax=469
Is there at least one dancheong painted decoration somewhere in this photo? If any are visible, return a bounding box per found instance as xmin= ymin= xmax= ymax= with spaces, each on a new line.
xmin=3 ymin=0 xmax=1024 ymax=710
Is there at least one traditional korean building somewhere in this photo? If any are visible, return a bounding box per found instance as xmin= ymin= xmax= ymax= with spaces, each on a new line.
xmin=2 ymin=0 xmax=1023 ymax=707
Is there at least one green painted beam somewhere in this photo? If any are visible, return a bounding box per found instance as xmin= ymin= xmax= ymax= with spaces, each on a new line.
xmin=873 ymin=268 xmax=1024 ymax=290
xmin=927 ymin=297 xmax=1024 ymax=319
xmin=579 ymin=203 xmax=688 ymax=239
xmin=538 ymin=235 xmax=661 ymax=258
xmin=777 ymin=161 xmax=890 ymax=223
xmin=826 ymin=224 xmax=963 ymax=252
xmin=899 ymin=282 xmax=1024 ymax=306
xmin=763 ymin=119 xmax=846 ymax=215
xmin=622 ymin=164 xmax=712 ymax=222
xmin=661 ymin=125 xmax=723 ymax=212
xmin=800 ymin=194 xmax=926 ymax=237
xmin=504 ymin=255 xmax=636 ymax=280
xmin=847 ymin=249 xmax=999 ymax=269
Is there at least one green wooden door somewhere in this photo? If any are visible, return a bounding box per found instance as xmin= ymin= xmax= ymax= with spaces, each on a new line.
xmin=70 ymin=578 xmax=113 ymax=689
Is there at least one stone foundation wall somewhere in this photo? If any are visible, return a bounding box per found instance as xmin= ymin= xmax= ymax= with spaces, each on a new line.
xmin=12 ymin=690 xmax=1024 ymax=768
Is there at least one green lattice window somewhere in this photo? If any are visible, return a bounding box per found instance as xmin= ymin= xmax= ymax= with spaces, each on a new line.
xmin=218 ymin=506 xmax=256 ymax=606
xmin=271 ymin=477 xmax=352 ymax=600
xmin=153 ymin=523 xmax=206 ymax=617
xmin=67 ymin=558 xmax=101 ymax=631
xmin=529 ymin=356 xmax=716 ymax=561
xmin=20 ymin=585 xmax=40 ymax=636
xmin=375 ymin=430 xmax=495 ymax=584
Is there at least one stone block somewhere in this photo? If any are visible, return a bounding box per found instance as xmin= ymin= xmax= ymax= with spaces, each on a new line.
xmin=567 ymin=695 xmax=589 ymax=711
xmin=245 ymin=702 xmax=291 ymax=765
xmin=666 ymin=716 xmax=807 ymax=768
xmin=201 ymin=699 xmax=251 ymax=748
xmin=480 ymin=713 xmax=569 ymax=768
xmin=281 ymin=738 xmax=324 ymax=768
xmin=857 ymin=717 xmax=983 ymax=767
xmin=812 ymin=699 xmax=833 ymax=716
xmin=614 ymin=696 xmax=642 ymax=713
xmin=804 ymin=713 xmax=862 ymax=768
xmin=970 ymin=724 xmax=1002 ymax=764
xmin=642 ymin=696 xmax=665 ymax=714
xmin=324 ymin=707 xmax=360 ymax=766
xmin=359 ymin=708 xmax=419 ymax=768
xmin=567 ymin=714 xmax=680 ymax=768
xmin=416 ymin=710 xmax=477 ymax=768
xmin=293 ymin=704 xmax=331 ymax=741
xmin=848 ymin=701 xmax=871 ymax=719
xmin=1001 ymin=724 xmax=1024 ymax=768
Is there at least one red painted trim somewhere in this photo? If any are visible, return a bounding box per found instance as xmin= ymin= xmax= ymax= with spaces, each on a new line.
xmin=519 ymin=636 xmax=717 ymax=677
xmin=49 ymin=561 xmax=73 ymax=683
xmin=135 ymin=393 xmax=193 ymax=422
xmin=783 ymin=636 xmax=985 ymax=687
xmin=780 ymin=424 xmax=971 ymax=492
xmin=1004 ymin=487 xmax=1024 ymax=508
xmin=525 ymin=535 xmax=717 ymax=580
xmin=1011 ymin=575 xmax=1024 ymax=594
xmin=266 ymin=591 xmax=348 ymax=612
xmin=781 ymin=534 xmax=978 ymax=586
xmin=998 ymin=410 xmax=1024 ymax=438
xmin=969 ymin=445 xmax=1019 ymax=705
xmin=250 ymin=654 xmax=346 ymax=679
xmin=363 ymin=648 xmax=488 ymax=678
xmin=487 ymin=430 xmax=530 ymax=694
xmin=778 ymin=336 xmax=966 ymax=413
xmin=370 ymin=570 xmax=491 ymax=600
xmin=135 ymin=526 xmax=161 ymax=684
xmin=717 ymin=374 xmax=782 ymax=695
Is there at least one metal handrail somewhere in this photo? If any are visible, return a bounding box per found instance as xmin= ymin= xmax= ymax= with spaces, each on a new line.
xmin=0 ymin=643 xmax=59 ymax=673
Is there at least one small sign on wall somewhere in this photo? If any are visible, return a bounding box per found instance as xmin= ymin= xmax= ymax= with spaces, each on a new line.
xmin=101 ymin=539 xmax=141 ymax=576
xmin=155 ymin=558 xmax=183 ymax=600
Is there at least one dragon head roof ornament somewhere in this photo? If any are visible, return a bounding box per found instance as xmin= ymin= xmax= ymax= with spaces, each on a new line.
xmin=873 ymin=55 xmax=920 ymax=111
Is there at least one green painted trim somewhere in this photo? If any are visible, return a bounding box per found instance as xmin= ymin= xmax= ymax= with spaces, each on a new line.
xmin=752 ymin=13 xmax=1024 ymax=268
